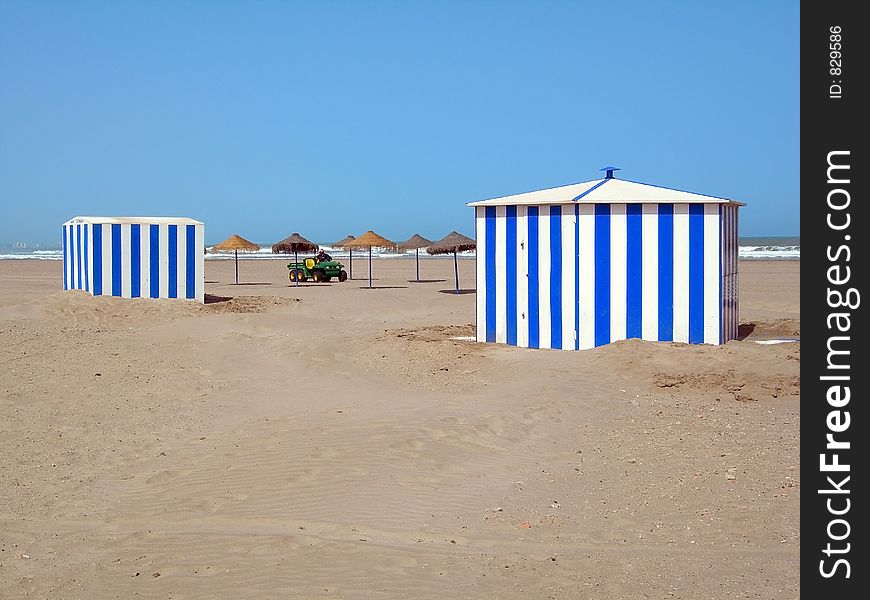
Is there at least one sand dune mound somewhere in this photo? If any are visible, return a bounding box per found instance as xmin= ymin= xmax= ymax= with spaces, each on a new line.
xmin=203 ymin=295 xmax=300 ymax=314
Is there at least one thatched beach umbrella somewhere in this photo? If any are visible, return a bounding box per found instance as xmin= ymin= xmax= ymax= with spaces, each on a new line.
xmin=272 ymin=232 xmax=318 ymax=287
xmin=427 ymin=231 xmax=476 ymax=294
xmin=211 ymin=234 xmax=260 ymax=284
xmin=333 ymin=235 xmax=356 ymax=280
xmin=345 ymin=231 xmax=397 ymax=289
xmin=397 ymin=234 xmax=433 ymax=283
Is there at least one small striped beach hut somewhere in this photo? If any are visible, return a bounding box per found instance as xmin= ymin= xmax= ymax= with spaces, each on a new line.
xmin=62 ymin=216 xmax=205 ymax=302
xmin=469 ymin=168 xmax=742 ymax=350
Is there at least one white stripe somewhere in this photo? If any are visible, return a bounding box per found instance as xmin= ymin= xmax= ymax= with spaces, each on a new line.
xmin=704 ymin=204 xmax=720 ymax=343
xmin=159 ymin=224 xmax=170 ymax=298
xmin=476 ymin=208 xmax=486 ymax=342
xmin=672 ymin=204 xmax=690 ymax=343
xmin=560 ymin=205 xmax=575 ymax=350
xmin=75 ymin=225 xmax=82 ymax=289
xmin=68 ymin=226 xmax=76 ymax=289
xmin=177 ymin=224 xmax=187 ymax=299
xmin=87 ymin=224 xmax=94 ymax=294
xmin=140 ymin=224 xmax=150 ymax=298
xmin=73 ymin=226 xmax=78 ymax=289
xmin=120 ymin=224 xmax=132 ymax=298
xmin=578 ymin=205 xmax=596 ymax=349
xmin=195 ymin=224 xmax=205 ymax=302
xmin=537 ymin=208 xmax=551 ymax=349
xmin=494 ymin=206 xmax=507 ymax=344
xmin=609 ymin=204 xmax=627 ymax=343
xmin=516 ymin=206 xmax=529 ymax=348
xmin=101 ymin=224 xmax=113 ymax=296
xmin=641 ymin=204 xmax=659 ymax=341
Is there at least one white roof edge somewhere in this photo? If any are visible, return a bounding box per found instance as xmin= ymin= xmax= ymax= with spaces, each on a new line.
xmin=63 ymin=216 xmax=204 ymax=226
xmin=467 ymin=177 xmax=743 ymax=207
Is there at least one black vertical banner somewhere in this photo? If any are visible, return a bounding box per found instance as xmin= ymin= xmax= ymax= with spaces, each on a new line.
xmin=802 ymin=1 xmax=867 ymax=596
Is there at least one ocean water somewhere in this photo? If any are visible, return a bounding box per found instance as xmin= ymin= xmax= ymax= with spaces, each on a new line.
xmin=1 ymin=238 xmax=799 ymax=260
xmin=737 ymin=237 xmax=800 ymax=260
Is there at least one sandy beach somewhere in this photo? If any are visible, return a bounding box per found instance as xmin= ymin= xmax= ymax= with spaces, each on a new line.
xmin=0 ymin=258 xmax=799 ymax=599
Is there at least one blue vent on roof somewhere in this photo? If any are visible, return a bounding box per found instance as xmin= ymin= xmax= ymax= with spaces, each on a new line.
xmin=600 ymin=166 xmax=621 ymax=179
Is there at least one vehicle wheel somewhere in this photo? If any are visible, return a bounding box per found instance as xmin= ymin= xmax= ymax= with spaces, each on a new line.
xmin=312 ymin=270 xmax=324 ymax=283
xmin=338 ymin=270 xmax=348 ymax=282
xmin=288 ymin=269 xmax=297 ymax=282
xmin=297 ymin=272 xmax=308 ymax=282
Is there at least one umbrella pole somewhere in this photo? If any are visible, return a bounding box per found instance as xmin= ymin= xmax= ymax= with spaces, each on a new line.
xmin=368 ymin=246 xmax=373 ymax=289
xmin=453 ymin=249 xmax=459 ymax=294
xmin=294 ymin=250 xmax=299 ymax=287
xmin=234 ymin=249 xmax=239 ymax=285
xmin=349 ymin=248 xmax=353 ymax=280
xmin=416 ymin=248 xmax=420 ymax=282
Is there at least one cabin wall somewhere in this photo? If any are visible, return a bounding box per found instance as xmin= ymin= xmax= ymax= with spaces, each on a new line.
xmin=63 ymin=221 xmax=205 ymax=302
xmin=475 ymin=202 xmax=725 ymax=349
xmin=720 ymin=204 xmax=740 ymax=343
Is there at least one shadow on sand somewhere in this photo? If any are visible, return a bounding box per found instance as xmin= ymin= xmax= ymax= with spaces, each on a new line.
xmin=737 ymin=323 xmax=756 ymax=340
xmin=437 ymin=289 xmax=476 ymax=295
xmin=204 ymin=293 xmax=233 ymax=304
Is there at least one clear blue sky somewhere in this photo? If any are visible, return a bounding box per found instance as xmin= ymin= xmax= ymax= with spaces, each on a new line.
xmin=0 ymin=0 xmax=798 ymax=245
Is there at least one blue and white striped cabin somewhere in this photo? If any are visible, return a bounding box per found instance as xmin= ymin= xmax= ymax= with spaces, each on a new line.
xmin=470 ymin=170 xmax=742 ymax=349
xmin=62 ymin=216 xmax=205 ymax=303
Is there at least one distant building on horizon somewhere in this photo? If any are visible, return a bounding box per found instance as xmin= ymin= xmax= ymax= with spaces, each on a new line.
xmin=468 ymin=168 xmax=743 ymax=350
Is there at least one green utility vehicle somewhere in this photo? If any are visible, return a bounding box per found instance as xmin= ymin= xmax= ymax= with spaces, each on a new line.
xmin=286 ymin=257 xmax=349 ymax=283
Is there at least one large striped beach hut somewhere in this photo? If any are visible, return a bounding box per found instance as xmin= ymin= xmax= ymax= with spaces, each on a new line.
xmin=470 ymin=168 xmax=742 ymax=350
xmin=62 ymin=216 xmax=205 ymax=302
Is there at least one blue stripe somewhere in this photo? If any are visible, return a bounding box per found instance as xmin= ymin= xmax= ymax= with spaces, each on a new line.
xmin=594 ymin=205 xmax=610 ymax=346
xmin=505 ymin=207 xmax=517 ymax=344
xmin=168 ymin=224 xmax=178 ymax=298
xmin=657 ymin=205 xmax=673 ymax=341
xmin=688 ymin=204 xmax=705 ymax=343
xmin=150 ymin=225 xmax=160 ymax=298
xmin=111 ymin=224 xmax=121 ymax=296
xmin=549 ymin=206 xmax=562 ymax=349
xmin=626 ymin=204 xmax=642 ymax=338
xmin=62 ymin=226 xmax=68 ymax=290
xmin=93 ymin=225 xmax=102 ymax=295
xmin=527 ymin=207 xmax=539 ymax=348
xmin=484 ymin=207 xmax=496 ymax=342
xmin=130 ymin=224 xmax=141 ymax=297
xmin=574 ymin=204 xmax=580 ymax=350
xmin=83 ymin=225 xmax=89 ymax=292
xmin=76 ymin=225 xmax=82 ymax=290
xmin=186 ymin=225 xmax=196 ymax=299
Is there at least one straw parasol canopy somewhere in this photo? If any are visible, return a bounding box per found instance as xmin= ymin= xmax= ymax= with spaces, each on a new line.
xmin=211 ymin=234 xmax=260 ymax=284
xmin=272 ymin=233 xmax=318 ymax=287
xmin=397 ymin=234 xmax=434 ymax=283
xmin=345 ymin=231 xmax=397 ymax=288
xmin=427 ymin=231 xmax=476 ymax=293
xmin=333 ymin=235 xmax=356 ymax=280
xmin=333 ymin=235 xmax=356 ymax=247
xmin=272 ymin=232 xmax=318 ymax=254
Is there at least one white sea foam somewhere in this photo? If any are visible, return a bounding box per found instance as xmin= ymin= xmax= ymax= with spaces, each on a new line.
xmin=738 ymin=245 xmax=800 ymax=260
xmin=0 ymin=242 xmax=798 ymax=260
